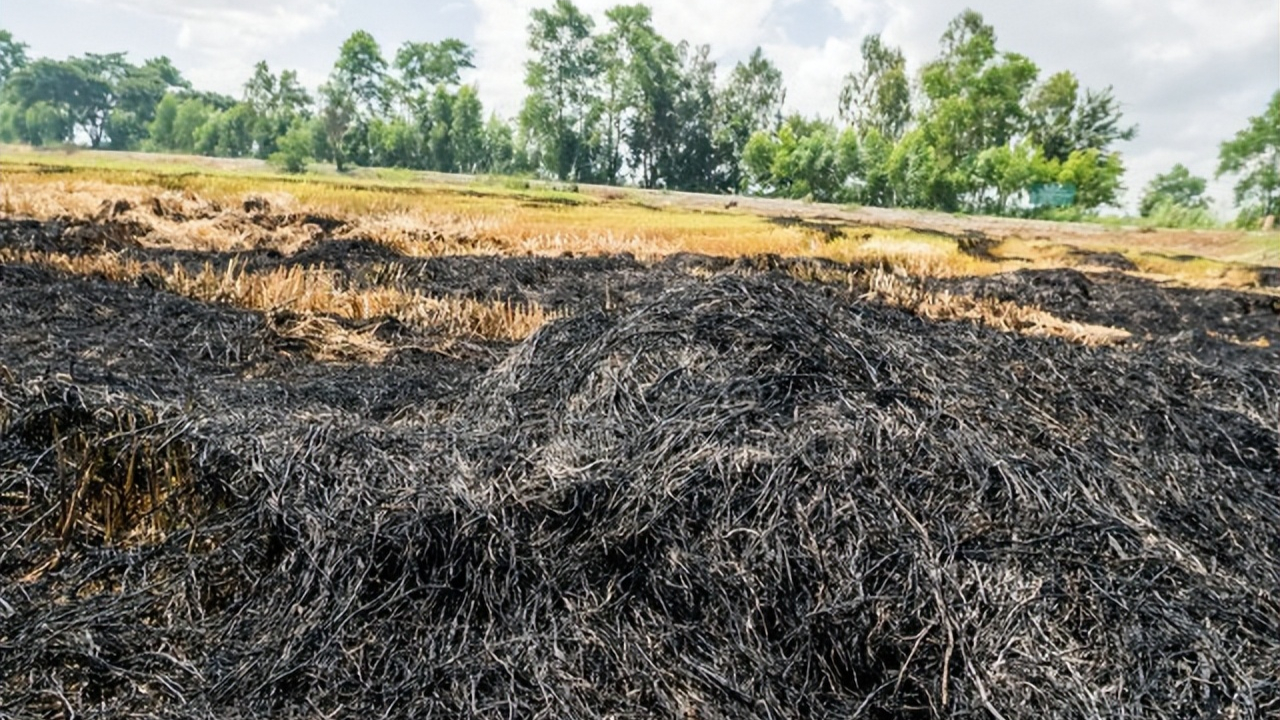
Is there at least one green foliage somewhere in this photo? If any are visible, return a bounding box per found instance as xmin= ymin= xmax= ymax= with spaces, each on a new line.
xmin=3 ymin=49 xmax=185 ymax=149
xmin=743 ymin=116 xmax=858 ymax=203
xmin=0 ymin=29 xmax=30 ymax=88
xmin=171 ymin=98 xmax=212 ymax=153
xmin=395 ymin=39 xmax=474 ymax=93
xmin=105 ymin=57 xmax=188 ymax=149
xmin=6 ymin=58 xmax=108 ymax=145
xmin=1054 ymin=148 xmax=1124 ymax=210
xmin=334 ymin=31 xmax=389 ymax=119
xmin=1217 ymin=91 xmax=1280 ymax=218
xmin=451 ymin=85 xmax=485 ymax=173
xmin=604 ymin=4 xmax=683 ymax=187
xmin=1144 ymin=199 xmax=1218 ymax=229
xmin=147 ymin=94 xmax=180 ymax=149
xmin=268 ymin=121 xmax=312 ymax=173
xmin=367 ymin=118 xmax=421 ymax=169
xmin=214 ymin=103 xmax=257 ymax=157
xmin=886 ymin=128 xmax=951 ymax=209
xmin=717 ymin=48 xmax=785 ymax=191
xmin=482 ymin=115 xmax=518 ymax=174
xmin=243 ymin=62 xmax=312 ymax=158
xmin=426 ymin=85 xmax=455 ymax=172
xmin=667 ymin=43 xmax=726 ymax=192
xmin=973 ymin=141 xmax=1047 ymax=213
xmin=1231 ymin=205 xmax=1266 ymax=230
xmin=521 ymin=0 xmax=599 ymax=180
xmin=1139 ymin=164 xmax=1208 ymax=217
xmin=318 ymin=79 xmax=355 ymax=171
xmin=0 ymin=101 xmax=67 ymax=145
xmin=1027 ymin=72 xmax=1135 ymax=164
xmin=919 ymin=11 xmax=1037 ymax=160
xmin=839 ymin=35 xmax=911 ymax=139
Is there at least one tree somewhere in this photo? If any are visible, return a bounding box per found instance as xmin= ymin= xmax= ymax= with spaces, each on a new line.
xmin=482 ymin=114 xmax=517 ymax=174
xmin=1217 ymin=91 xmax=1280 ymax=221
xmin=1055 ymin=148 xmax=1125 ymax=210
xmin=839 ymin=34 xmax=912 ymax=140
xmin=5 ymin=51 xmax=189 ymax=149
xmin=522 ymin=0 xmax=599 ymax=180
xmin=1027 ymin=71 xmax=1135 ymax=164
xmin=148 ymin=94 xmax=180 ymax=149
xmin=243 ymin=62 xmax=312 ymax=158
xmin=667 ymin=42 xmax=724 ymax=191
xmin=212 ymin=102 xmax=256 ymax=157
xmin=0 ymin=101 xmax=66 ymax=145
xmin=743 ymin=115 xmax=858 ymax=202
xmin=718 ymin=47 xmax=784 ymax=190
xmin=5 ymin=58 xmax=109 ymax=145
xmin=395 ymin=39 xmax=474 ymax=92
xmin=171 ymin=97 xmax=212 ymax=152
xmin=974 ymin=141 xmax=1051 ymax=213
xmin=105 ymin=56 xmax=188 ymax=149
xmin=269 ymin=120 xmax=312 ymax=173
xmin=244 ymin=61 xmax=277 ymax=115
xmin=451 ymin=84 xmax=485 ymax=172
xmin=1139 ymin=164 xmax=1208 ymax=217
xmin=856 ymin=128 xmax=895 ymax=206
xmin=886 ymin=128 xmax=951 ymax=209
xmin=918 ymin=10 xmax=1039 ymax=208
xmin=319 ymin=79 xmax=355 ymax=171
xmin=334 ymin=30 xmax=389 ymax=119
xmin=394 ymin=39 xmax=474 ymax=131
xmin=604 ymin=4 xmax=680 ymax=188
xmin=0 ymin=29 xmax=31 ymax=88
xmin=426 ymin=85 xmax=454 ymax=171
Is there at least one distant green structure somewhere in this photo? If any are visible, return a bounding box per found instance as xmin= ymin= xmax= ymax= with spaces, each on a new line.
xmin=1030 ymin=183 xmax=1077 ymax=208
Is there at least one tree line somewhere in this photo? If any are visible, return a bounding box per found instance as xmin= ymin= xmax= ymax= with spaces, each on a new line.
xmin=0 ymin=5 xmax=1275 ymax=224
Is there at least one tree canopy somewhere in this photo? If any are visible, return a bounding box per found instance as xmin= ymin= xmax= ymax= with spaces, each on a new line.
xmin=13 ymin=7 xmax=1251 ymax=222
xmin=1140 ymin=163 xmax=1208 ymax=217
xmin=1217 ymin=90 xmax=1280 ymax=222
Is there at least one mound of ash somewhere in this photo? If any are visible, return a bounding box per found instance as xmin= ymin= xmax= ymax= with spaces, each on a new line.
xmin=2 ymin=274 xmax=1278 ymax=719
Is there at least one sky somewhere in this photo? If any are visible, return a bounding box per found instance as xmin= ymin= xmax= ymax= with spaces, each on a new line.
xmin=5 ymin=0 xmax=1277 ymax=214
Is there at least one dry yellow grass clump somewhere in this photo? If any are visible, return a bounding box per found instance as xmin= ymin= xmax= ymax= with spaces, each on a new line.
xmin=0 ymin=249 xmax=555 ymax=352
xmin=165 ymin=259 xmax=554 ymax=342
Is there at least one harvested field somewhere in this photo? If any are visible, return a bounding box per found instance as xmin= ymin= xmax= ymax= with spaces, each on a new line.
xmin=1 ymin=177 xmax=1278 ymax=719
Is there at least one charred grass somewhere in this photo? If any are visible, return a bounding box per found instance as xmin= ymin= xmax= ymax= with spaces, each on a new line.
xmin=1 ymin=164 xmax=1278 ymax=719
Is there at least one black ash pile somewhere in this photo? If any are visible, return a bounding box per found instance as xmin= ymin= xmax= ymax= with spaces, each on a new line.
xmin=2 ymin=267 xmax=1278 ymax=719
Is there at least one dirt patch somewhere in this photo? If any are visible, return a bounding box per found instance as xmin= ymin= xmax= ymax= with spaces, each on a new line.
xmin=1065 ymin=249 xmax=1139 ymax=270
xmin=768 ymin=215 xmax=852 ymax=242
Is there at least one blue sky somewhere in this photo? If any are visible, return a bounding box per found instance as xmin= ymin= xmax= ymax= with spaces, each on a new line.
xmin=5 ymin=0 xmax=1277 ymax=214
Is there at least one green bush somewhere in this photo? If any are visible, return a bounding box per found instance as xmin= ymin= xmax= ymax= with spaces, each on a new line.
xmin=1145 ymin=200 xmax=1218 ymax=229
xmin=269 ymin=122 xmax=313 ymax=174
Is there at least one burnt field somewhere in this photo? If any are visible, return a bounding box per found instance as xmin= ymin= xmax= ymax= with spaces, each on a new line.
xmin=1 ymin=199 xmax=1279 ymax=718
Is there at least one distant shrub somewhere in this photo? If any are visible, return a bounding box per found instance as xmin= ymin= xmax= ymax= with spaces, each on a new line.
xmin=1231 ymin=205 xmax=1267 ymax=230
xmin=1144 ymin=200 xmax=1218 ymax=229
xmin=269 ymin=123 xmax=313 ymax=174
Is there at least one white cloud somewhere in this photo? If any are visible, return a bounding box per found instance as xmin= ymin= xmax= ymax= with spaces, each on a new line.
xmin=761 ymin=36 xmax=859 ymax=120
xmin=77 ymin=0 xmax=340 ymax=94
